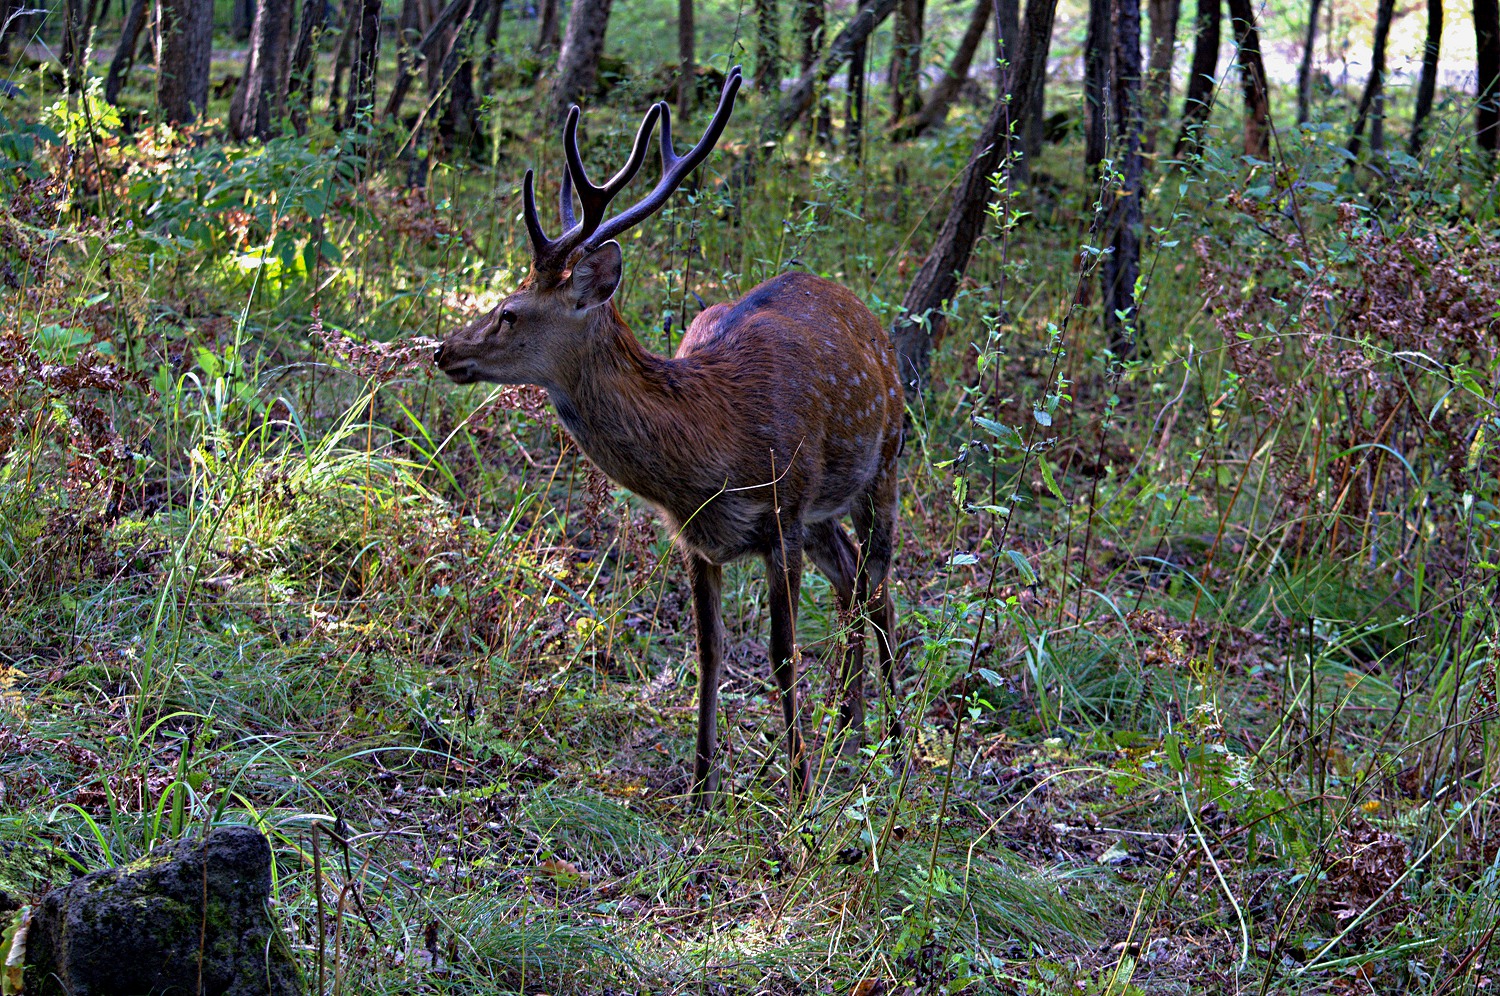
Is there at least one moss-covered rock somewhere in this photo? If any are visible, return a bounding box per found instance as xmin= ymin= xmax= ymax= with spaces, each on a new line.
xmin=24 ymin=826 xmax=302 ymax=996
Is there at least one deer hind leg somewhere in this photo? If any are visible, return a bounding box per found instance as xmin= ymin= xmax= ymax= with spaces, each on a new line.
xmin=686 ymin=551 xmax=725 ymax=807
xmin=805 ymin=519 xmax=867 ymax=741
xmin=766 ymin=531 xmax=811 ymax=798
xmin=853 ymin=470 xmax=902 ymax=740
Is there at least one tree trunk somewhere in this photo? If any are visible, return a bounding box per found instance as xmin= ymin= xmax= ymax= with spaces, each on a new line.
xmin=329 ymin=0 xmax=356 ymax=116
xmin=343 ymin=0 xmax=382 ymax=129
xmin=1015 ymin=0 xmax=1059 ymax=173
xmin=847 ymin=31 xmax=866 ymax=156
xmin=1174 ymin=0 xmax=1217 ymax=155
xmin=1477 ymin=0 xmax=1500 ymax=152
xmin=893 ymin=0 xmax=990 ymax=140
xmin=678 ymin=0 xmax=694 ymax=120
xmin=889 ymin=0 xmax=925 ymax=123
xmin=762 ymin=0 xmax=897 ymax=146
xmin=797 ymin=0 xmax=830 ymax=140
xmin=157 ymin=0 xmax=213 ymax=123
xmin=997 ymin=0 xmax=1019 ymax=74
xmin=545 ymin=0 xmax=614 ymax=124
xmin=385 ymin=0 xmax=425 ymax=121
xmin=1347 ymin=0 xmax=1394 ymax=157
xmin=385 ymin=0 xmax=473 ymax=121
xmin=1295 ymin=0 xmax=1321 ymax=123
xmin=890 ymin=84 xmax=1011 ymax=394
xmin=1408 ymin=0 xmax=1441 ymax=153
xmin=535 ymin=0 xmax=559 ymax=52
xmin=436 ymin=0 xmax=489 ymax=146
xmin=1103 ymin=0 xmax=1142 ymax=354
xmin=1144 ymin=0 xmax=1179 ymax=150
xmin=478 ymin=0 xmax=504 ymax=97
xmin=1083 ymin=0 xmax=1108 ymax=172
xmin=232 ymin=0 xmax=254 ymax=40
xmin=104 ymin=0 xmax=149 ymax=103
xmin=230 ymin=0 xmax=294 ymax=140
xmin=61 ymin=0 xmax=88 ymax=95
xmin=287 ymin=0 xmax=327 ymax=132
xmin=1226 ymin=0 xmax=1270 ymax=157
xmin=754 ymin=0 xmax=782 ymax=92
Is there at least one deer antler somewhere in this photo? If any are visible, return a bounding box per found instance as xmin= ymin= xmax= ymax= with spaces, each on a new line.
xmin=523 ymin=66 xmax=743 ymax=274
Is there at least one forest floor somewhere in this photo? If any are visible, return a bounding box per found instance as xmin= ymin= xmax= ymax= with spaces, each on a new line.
xmin=3 ymin=3 xmax=1500 ymax=993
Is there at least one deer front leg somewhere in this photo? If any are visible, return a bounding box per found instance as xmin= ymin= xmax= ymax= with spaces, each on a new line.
xmin=766 ymin=537 xmax=810 ymax=797
xmin=687 ymin=552 xmax=724 ymax=807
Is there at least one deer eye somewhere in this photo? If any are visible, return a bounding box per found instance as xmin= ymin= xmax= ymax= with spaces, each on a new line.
xmin=499 ymin=309 xmax=517 ymax=327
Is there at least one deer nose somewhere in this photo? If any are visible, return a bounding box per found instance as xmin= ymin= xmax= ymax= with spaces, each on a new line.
xmin=432 ymin=342 xmax=445 ymax=365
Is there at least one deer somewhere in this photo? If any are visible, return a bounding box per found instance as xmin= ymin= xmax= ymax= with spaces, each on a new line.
xmin=433 ymin=67 xmax=904 ymax=806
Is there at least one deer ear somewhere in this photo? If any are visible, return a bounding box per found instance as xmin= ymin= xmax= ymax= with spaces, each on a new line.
xmin=570 ymin=241 xmax=623 ymax=310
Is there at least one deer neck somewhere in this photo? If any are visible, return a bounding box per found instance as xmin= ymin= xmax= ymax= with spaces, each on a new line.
xmin=544 ymin=305 xmax=685 ymax=501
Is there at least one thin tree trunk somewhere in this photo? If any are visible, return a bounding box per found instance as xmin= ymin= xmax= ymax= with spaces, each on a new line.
xmin=343 ymin=0 xmax=382 ymax=129
xmin=385 ymin=0 xmax=425 ymax=120
xmin=888 ymin=0 xmax=1059 ymax=388
xmin=889 ymin=0 xmax=925 ymax=123
xmin=535 ymin=0 xmax=558 ymax=52
xmin=104 ymin=0 xmax=149 ymax=102
xmin=545 ymin=0 xmax=614 ymax=124
xmin=754 ymin=0 xmax=783 ymax=92
xmin=761 ymin=0 xmax=897 ymax=146
xmin=1408 ymin=0 xmax=1441 ymax=153
xmin=1295 ymin=0 xmax=1321 ymax=123
xmin=436 ymin=0 xmax=489 ymax=145
xmin=1083 ymin=0 xmax=1108 ymax=172
xmin=798 ymin=0 xmax=831 ymax=140
xmin=890 ymin=83 xmax=1011 ymax=394
xmin=1015 ymin=0 xmax=1059 ymax=173
xmin=157 ymin=0 xmax=213 ymax=123
xmin=61 ymin=0 xmax=85 ymax=95
xmin=1174 ymin=0 xmax=1217 ymax=155
xmin=1477 ymin=0 xmax=1500 ymax=151
xmin=1226 ymin=0 xmax=1270 ymax=157
xmin=287 ymin=0 xmax=327 ymax=132
xmin=678 ymin=0 xmax=694 ymax=120
xmin=329 ymin=0 xmax=356 ymax=116
xmin=1103 ymin=0 xmax=1143 ymax=354
xmin=232 ymin=0 xmax=254 ymax=40
xmin=847 ymin=31 xmax=866 ymax=156
xmin=1144 ymin=0 xmax=1179 ymax=150
xmin=478 ymin=0 xmax=504 ymax=97
xmin=386 ymin=0 xmax=473 ymax=121
xmin=997 ymin=0 xmax=1019 ymax=74
xmin=1347 ymin=0 xmax=1395 ymax=157
xmin=230 ymin=0 xmax=294 ymax=139
xmin=893 ymin=0 xmax=990 ymax=140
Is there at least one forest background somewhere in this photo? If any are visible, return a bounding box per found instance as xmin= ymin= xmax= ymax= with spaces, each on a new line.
xmin=0 ymin=0 xmax=1498 ymax=989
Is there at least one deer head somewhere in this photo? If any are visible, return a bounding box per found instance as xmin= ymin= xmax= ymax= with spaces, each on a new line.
xmin=434 ymin=68 xmax=743 ymax=389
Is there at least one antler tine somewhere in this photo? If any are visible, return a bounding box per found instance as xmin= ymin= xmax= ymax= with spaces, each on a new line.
xmin=521 ymin=169 xmax=554 ymax=260
xmin=559 ymin=158 xmax=577 ymax=230
xmin=586 ymin=66 xmax=743 ymax=251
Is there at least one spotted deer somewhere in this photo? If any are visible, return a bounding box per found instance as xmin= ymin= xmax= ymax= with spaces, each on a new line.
xmin=434 ymin=68 xmax=903 ymax=805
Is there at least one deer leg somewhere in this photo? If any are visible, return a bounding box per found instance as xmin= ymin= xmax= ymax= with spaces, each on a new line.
xmin=766 ymin=534 xmax=810 ymax=797
xmin=687 ymin=551 xmax=724 ymax=806
xmin=805 ymin=519 xmax=866 ymax=740
xmin=854 ymin=474 xmax=902 ymax=740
